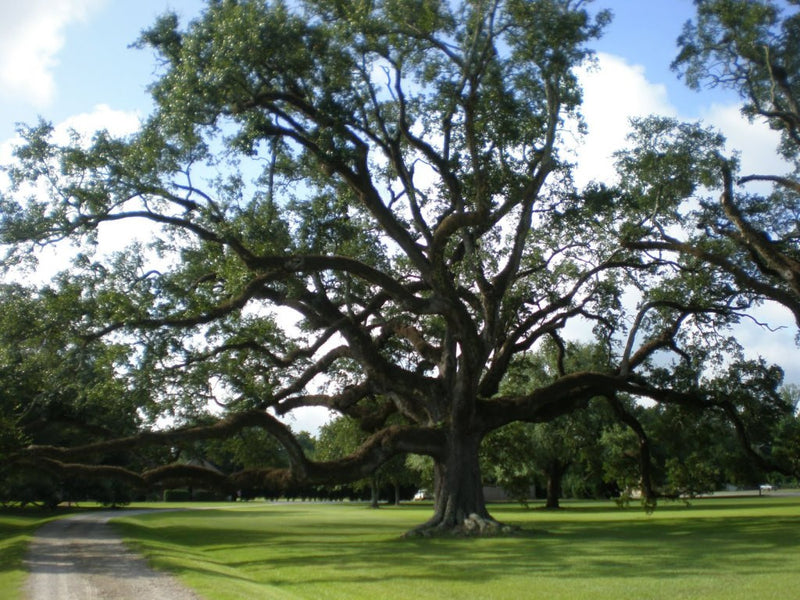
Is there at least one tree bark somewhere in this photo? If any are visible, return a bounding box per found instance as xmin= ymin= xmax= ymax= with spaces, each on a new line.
xmin=406 ymin=430 xmax=508 ymax=536
xmin=545 ymin=461 xmax=565 ymax=510
xmin=369 ymin=477 xmax=380 ymax=509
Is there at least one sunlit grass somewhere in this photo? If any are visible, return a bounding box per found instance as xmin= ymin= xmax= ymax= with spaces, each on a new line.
xmin=109 ymin=495 xmax=800 ymax=600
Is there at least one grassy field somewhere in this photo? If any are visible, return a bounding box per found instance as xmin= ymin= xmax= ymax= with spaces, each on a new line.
xmin=1 ymin=497 xmax=797 ymax=599
xmin=98 ymin=495 xmax=800 ymax=600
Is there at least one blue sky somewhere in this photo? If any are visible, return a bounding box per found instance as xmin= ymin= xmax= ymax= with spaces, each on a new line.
xmin=0 ymin=1 xmax=796 ymax=428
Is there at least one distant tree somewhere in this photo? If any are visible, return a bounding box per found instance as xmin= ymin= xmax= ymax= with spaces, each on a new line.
xmin=770 ymin=384 xmax=800 ymax=483
xmin=405 ymin=453 xmax=435 ymax=497
xmin=772 ymin=416 xmax=800 ymax=483
xmin=601 ymin=361 xmax=795 ymax=499
xmin=316 ymin=416 xmax=378 ymax=505
xmin=381 ymin=454 xmax=420 ymax=506
xmin=317 ymin=414 xmax=417 ymax=506
xmin=481 ymin=340 xmax=616 ymax=509
xmin=598 ymin=421 xmax=641 ymax=502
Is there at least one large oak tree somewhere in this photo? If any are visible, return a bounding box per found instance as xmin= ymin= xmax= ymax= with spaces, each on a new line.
xmin=1 ymin=0 xmax=790 ymax=534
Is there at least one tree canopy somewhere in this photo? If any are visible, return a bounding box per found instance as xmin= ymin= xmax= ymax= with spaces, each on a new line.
xmin=620 ymin=0 xmax=800 ymax=326
xmin=1 ymin=0 xmax=797 ymax=534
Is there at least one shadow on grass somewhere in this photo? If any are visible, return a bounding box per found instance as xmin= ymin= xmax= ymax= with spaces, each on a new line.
xmin=110 ymin=502 xmax=800 ymax=592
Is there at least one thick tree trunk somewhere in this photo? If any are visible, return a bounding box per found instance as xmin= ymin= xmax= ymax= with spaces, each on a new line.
xmin=406 ymin=430 xmax=510 ymax=536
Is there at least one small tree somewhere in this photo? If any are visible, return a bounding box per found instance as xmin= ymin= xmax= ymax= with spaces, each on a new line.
xmin=773 ymin=385 xmax=800 ymax=483
xmin=317 ymin=414 xmax=418 ymax=506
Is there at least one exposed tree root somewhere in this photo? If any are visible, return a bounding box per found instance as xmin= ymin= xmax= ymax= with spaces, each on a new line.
xmin=403 ymin=513 xmax=520 ymax=538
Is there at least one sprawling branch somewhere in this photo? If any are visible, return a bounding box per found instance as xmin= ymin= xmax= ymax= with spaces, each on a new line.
xmin=719 ymin=161 xmax=800 ymax=296
xmin=18 ymin=409 xmax=306 ymax=473
xmin=274 ymin=381 xmax=373 ymax=417
xmin=738 ymin=173 xmax=800 ymax=194
xmin=620 ymin=300 xmax=700 ymax=375
xmin=479 ymin=371 xmax=621 ymax=430
xmin=89 ymin=271 xmax=282 ymax=338
xmin=624 ymin=237 xmax=800 ymax=327
xmin=13 ymin=414 xmax=447 ymax=493
xmin=479 ymin=258 xmax=642 ymax=398
xmin=271 ymin=345 xmax=351 ymax=403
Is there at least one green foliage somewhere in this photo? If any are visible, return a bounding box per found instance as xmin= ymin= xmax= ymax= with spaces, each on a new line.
xmin=0 ymin=283 xmax=148 ymax=506
xmin=773 ymin=414 xmax=800 ymax=479
xmin=673 ymin=0 xmax=800 ymax=160
xmin=317 ymin=414 xmax=419 ymax=500
xmin=481 ymin=422 xmax=540 ymax=503
xmin=315 ymin=415 xmax=364 ymax=461
xmin=405 ymin=453 xmax=435 ymax=491
xmin=615 ymin=117 xmax=728 ymax=215
xmin=182 ymin=420 xmax=293 ymax=472
xmin=664 ymin=454 xmax=718 ymax=498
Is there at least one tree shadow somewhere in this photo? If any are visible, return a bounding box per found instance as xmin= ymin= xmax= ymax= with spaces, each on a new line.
xmin=109 ymin=503 xmax=800 ymax=592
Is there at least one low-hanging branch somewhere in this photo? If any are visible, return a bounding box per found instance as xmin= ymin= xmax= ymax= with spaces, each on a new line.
xmin=11 ymin=414 xmax=448 ymax=493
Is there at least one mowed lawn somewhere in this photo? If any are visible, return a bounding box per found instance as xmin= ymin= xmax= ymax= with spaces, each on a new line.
xmin=100 ymin=495 xmax=800 ymax=600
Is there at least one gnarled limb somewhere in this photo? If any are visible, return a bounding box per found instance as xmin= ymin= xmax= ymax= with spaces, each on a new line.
xmin=719 ymin=160 xmax=800 ymax=296
xmin=12 ymin=411 xmax=447 ymax=499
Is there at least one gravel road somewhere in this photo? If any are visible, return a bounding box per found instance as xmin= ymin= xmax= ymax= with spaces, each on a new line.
xmin=25 ymin=510 xmax=203 ymax=600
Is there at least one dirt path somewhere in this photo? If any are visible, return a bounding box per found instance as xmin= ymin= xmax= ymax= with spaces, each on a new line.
xmin=25 ymin=510 xmax=203 ymax=600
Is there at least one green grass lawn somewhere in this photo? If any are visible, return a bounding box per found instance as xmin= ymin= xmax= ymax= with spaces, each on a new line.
xmin=102 ymin=495 xmax=800 ymax=600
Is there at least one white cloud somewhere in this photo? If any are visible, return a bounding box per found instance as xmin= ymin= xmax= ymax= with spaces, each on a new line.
xmin=573 ymin=56 xmax=790 ymax=187
xmin=282 ymin=406 xmax=334 ymax=436
xmin=0 ymin=0 xmax=106 ymax=106
xmin=55 ymin=102 xmax=141 ymax=140
xmin=572 ymin=53 xmax=677 ymax=188
xmin=571 ymin=53 xmax=790 ymax=189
